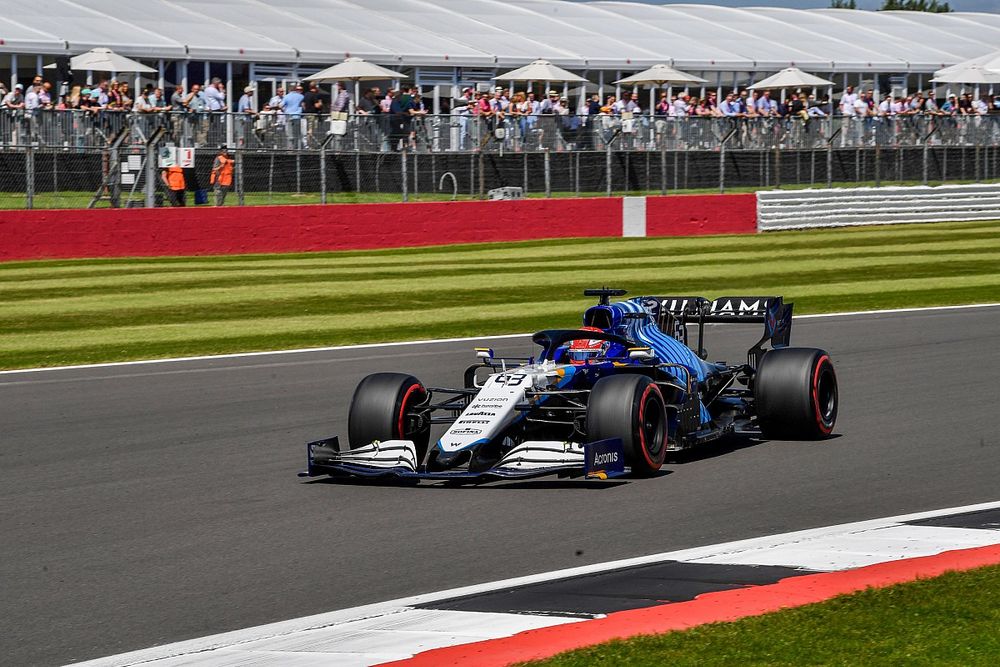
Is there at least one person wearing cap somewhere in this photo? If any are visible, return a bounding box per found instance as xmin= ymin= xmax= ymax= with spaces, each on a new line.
xmin=283 ymin=83 xmax=305 ymax=148
xmin=539 ymin=89 xmax=561 ymax=115
xmin=210 ymin=145 xmax=234 ymax=206
xmin=238 ymin=85 xmax=256 ymax=114
xmin=1 ymin=83 xmax=25 ymax=110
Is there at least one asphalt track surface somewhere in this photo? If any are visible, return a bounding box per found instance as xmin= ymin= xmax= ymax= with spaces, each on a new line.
xmin=3 ymin=306 xmax=1000 ymax=666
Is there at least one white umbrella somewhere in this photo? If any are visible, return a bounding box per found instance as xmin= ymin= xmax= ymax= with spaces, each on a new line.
xmin=613 ymin=64 xmax=706 ymax=86
xmin=493 ymin=59 xmax=587 ymax=83
xmin=932 ymin=63 xmax=1000 ymax=84
xmin=304 ymin=57 xmax=406 ymax=83
xmin=44 ymin=47 xmax=156 ymax=74
xmin=304 ymin=57 xmax=407 ymax=114
xmin=748 ymin=67 xmax=834 ymax=90
xmin=936 ymin=50 xmax=1000 ymax=77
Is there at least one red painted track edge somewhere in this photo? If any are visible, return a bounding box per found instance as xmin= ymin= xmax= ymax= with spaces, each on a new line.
xmin=381 ymin=543 xmax=1000 ymax=667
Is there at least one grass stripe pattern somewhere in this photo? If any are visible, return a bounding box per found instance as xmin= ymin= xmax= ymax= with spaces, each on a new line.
xmin=2 ymin=220 xmax=999 ymax=369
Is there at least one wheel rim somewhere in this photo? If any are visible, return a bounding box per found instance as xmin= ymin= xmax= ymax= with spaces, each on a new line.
xmin=812 ymin=357 xmax=838 ymax=432
xmin=397 ymin=383 xmax=428 ymax=440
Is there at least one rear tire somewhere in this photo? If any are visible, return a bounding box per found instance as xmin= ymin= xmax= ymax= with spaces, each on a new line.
xmin=587 ymin=375 xmax=668 ymax=477
xmin=348 ymin=373 xmax=430 ymax=461
xmin=755 ymin=348 xmax=838 ymax=440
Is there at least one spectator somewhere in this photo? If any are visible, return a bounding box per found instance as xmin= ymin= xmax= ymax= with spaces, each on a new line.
xmin=2 ymin=83 xmax=25 ymax=109
xmin=540 ymin=89 xmax=561 ymax=114
xmin=655 ymin=92 xmax=670 ymax=116
xmin=24 ymin=83 xmax=41 ymax=111
xmin=719 ymin=92 xmax=738 ymax=116
xmin=840 ymin=85 xmax=857 ymax=116
xmin=283 ymin=83 xmax=305 ymax=147
xmin=209 ymin=145 xmax=234 ymax=206
xmin=755 ymin=90 xmax=776 ymax=116
xmin=268 ymin=87 xmax=285 ymax=111
xmin=134 ymin=84 xmax=156 ymax=112
xmin=671 ymin=93 xmax=689 ymax=117
xmin=94 ymin=80 xmax=110 ymax=107
xmin=204 ymin=77 xmax=226 ymax=111
xmin=976 ymin=94 xmax=989 ymax=116
xmin=237 ymin=86 xmax=255 ymax=115
xmin=119 ymin=82 xmax=133 ymax=111
xmin=357 ymin=87 xmax=380 ymax=114
xmin=624 ymin=91 xmax=642 ymax=114
xmin=331 ymin=81 xmax=350 ymax=112
xmin=304 ymin=82 xmax=324 ymax=115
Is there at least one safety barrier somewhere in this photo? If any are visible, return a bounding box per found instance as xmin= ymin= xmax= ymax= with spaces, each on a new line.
xmin=0 ymin=193 xmax=756 ymax=261
xmin=756 ymin=183 xmax=1000 ymax=231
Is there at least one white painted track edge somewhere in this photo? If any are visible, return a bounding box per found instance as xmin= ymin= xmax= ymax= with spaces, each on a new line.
xmin=70 ymin=499 xmax=1000 ymax=666
xmin=5 ymin=303 xmax=1000 ymax=377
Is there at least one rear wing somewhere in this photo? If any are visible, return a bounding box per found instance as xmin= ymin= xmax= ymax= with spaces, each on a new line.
xmin=641 ymin=295 xmax=793 ymax=367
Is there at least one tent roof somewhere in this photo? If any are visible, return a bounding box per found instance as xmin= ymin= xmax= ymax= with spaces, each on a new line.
xmin=0 ymin=1 xmax=996 ymax=74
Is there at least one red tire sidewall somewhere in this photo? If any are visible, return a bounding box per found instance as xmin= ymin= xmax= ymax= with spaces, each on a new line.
xmin=811 ymin=355 xmax=835 ymax=435
xmin=636 ymin=382 xmax=667 ymax=470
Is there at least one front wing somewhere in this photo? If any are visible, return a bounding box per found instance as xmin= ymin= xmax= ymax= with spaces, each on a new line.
xmin=300 ymin=436 xmax=628 ymax=481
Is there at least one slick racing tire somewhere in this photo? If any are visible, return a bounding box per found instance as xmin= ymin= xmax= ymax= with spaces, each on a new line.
xmin=348 ymin=373 xmax=430 ymax=461
xmin=755 ymin=347 xmax=838 ymax=440
xmin=587 ymin=374 xmax=668 ymax=477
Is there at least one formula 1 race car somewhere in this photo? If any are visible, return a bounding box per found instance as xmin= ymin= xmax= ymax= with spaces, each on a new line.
xmin=302 ymin=288 xmax=838 ymax=482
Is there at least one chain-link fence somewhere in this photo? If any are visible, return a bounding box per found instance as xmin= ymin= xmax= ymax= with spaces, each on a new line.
xmin=2 ymin=109 xmax=1000 ymax=209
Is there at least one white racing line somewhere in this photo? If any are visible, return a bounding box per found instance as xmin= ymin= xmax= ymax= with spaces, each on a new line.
xmin=72 ymin=500 xmax=1000 ymax=666
xmin=3 ymin=302 xmax=1000 ymax=377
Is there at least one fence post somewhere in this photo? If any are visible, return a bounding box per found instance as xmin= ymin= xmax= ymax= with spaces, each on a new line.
xmin=401 ymin=147 xmax=408 ymax=203
xmin=719 ymin=127 xmax=736 ymax=194
xmin=25 ymin=144 xmax=34 ymax=210
xmin=660 ymin=146 xmax=666 ymax=195
xmin=236 ymin=148 xmax=245 ymax=206
xmin=874 ymin=143 xmax=881 ymax=188
xmin=544 ymin=148 xmax=551 ymax=198
xmin=605 ymin=144 xmax=612 ymax=197
xmin=478 ymin=150 xmax=485 ymax=199
xmin=320 ymin=145 xmax=327 ymax=205
xmin=144 ymin=126 xmax=166 ymax=208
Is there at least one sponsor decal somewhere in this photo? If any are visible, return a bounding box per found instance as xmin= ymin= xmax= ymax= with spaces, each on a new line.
xmin=463 ymin=411 xmax=497 ymax=417
xmin=710 ymin=297 xmax=768 ymax=316
xmin=450 ymin=428 xmax=481 ymax=436
xmin=592 ymin=451 xmax=619 ymax=466
xmin=584 ymin=438 xmax=626 ymax=477
xmin=458 ymin=419 xmax=492 ymax=425
xmin=476 ymin=397 xmax=508 ymax=403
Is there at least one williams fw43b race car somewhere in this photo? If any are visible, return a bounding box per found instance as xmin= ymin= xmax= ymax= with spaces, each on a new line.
xmin=302 ymin=289 xmax=838 ymax=483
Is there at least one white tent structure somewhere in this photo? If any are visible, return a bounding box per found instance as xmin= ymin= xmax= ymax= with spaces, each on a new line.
xmin=4 ymin=0 xmax=1000 ymax=106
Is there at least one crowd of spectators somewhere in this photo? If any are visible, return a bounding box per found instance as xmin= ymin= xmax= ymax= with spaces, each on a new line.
xmin=3 ymin=72 xmax=1000 ymax=151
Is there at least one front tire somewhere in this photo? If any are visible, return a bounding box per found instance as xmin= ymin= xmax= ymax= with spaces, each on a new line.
xmin=587 ymin=375 xmax=668 ymax=477
xmin=755 ymin=348 xmax=838 ymax=440
xmin=348 ymin=373 xmax=430 ymax=461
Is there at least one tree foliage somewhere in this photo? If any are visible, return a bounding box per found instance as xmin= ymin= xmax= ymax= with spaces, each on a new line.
xmin=830 ymin=1 xmax=857 ymax=8
xmin=878 ymin=0 xmax=952 ymax=11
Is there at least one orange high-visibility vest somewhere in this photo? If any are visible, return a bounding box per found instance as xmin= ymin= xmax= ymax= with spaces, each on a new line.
xmin=211 ymin=155 xmax=233 ymax=187
xmin=165 ymin=166 xmax=185 ymax=191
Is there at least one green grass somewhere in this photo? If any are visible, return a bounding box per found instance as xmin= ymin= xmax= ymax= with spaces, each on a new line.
xmin=2 ymin=220 xmax=1000 ymax=369
xmin=527 ymin=564 xmax=1000 ymax=667
xmin=0 ymin=179 xmax=989 ymax=209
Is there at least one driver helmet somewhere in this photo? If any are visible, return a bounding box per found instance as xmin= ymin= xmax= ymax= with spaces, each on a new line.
xmin=569 ymin=326 xmax=610 ymax=364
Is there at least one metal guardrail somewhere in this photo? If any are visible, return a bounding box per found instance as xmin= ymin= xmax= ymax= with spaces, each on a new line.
xmin=757 ymin=183 xmax=1000 ymax=231
xmin=3 ymin=110 xmax=1000 ymax=153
